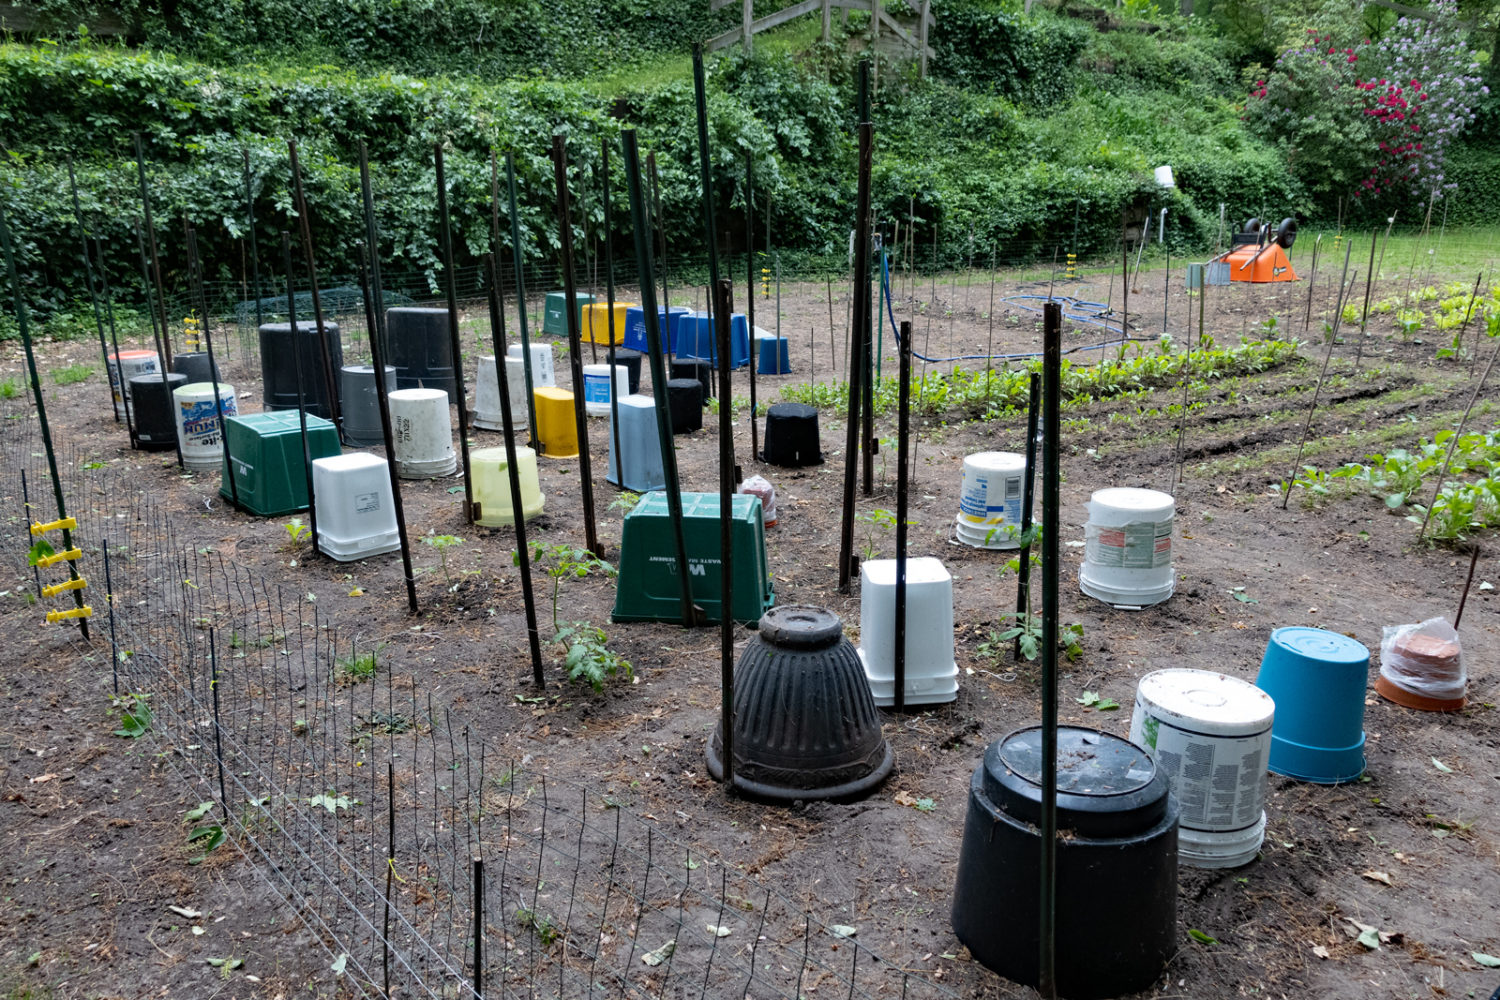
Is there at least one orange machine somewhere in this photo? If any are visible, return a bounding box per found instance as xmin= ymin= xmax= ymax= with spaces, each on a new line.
xmin=1217 ymin=217 xmax=1299 ymax=283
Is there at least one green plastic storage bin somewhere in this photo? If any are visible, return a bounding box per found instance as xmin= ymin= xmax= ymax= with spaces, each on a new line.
xmin=612 ymin=491 xmax=774 ymax=624
xmin=220 ymin=411 xmax=341 ymax=516
xmin=542 ymin=291 xmax=594 ymax=336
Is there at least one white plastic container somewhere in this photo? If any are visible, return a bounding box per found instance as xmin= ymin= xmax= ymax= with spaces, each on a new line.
xmin=108 ymin=349 xmax=159 ymax=419
xmin=312 ymin=453 xmax=401 ymax=561
xmin=1154 ymin=164 xmax=1176 ymax=188
xmin=389 ymin=387 xmax=457 ymax=479
xmin=857 ymin=556 xmax=959 ymax=706
xmin=474 ymin=355 xmax=530 ymax=431
xmin=1129 ymin=669 xmax=1274 ymax=868
xmin=1079 ymin=487 xmax=1176 ymax=608
xmin=581 ymin=363 xmax=629 ymax=417
xmin=507 ymin=342 xmax=556 ymax=389
xmin=954 ymin=451 xmax=1027 ymax=549
xmin=172 ymin=381 xmax=237 ymax=471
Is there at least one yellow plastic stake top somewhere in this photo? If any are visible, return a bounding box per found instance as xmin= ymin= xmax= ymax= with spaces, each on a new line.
xmin=35 ymin=547 xmax=83 ymax=568
xmin=42 ymin=577 xmax=88 ymax=598
xmin=29 ymin=517 xmax=77 ymax=535
xmin=45 ymin=606 xmax=93 ymax=623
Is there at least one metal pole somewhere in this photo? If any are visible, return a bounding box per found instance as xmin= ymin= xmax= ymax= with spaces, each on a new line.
xmin=434 ymin=144 xmax=476 ymax=523
xmin=186 ymin=225 xmax=239 ymax=507
xmin=1355 ymin=231 xmax=1378 ymax=369
xmin=287 ymin=140 xmax=342 ymax=429
xmin=94 ymin=232 xmax=137 ymax=448
xmin=133 ymin=220 xmax=182 ymax=466
xmin=714 ymin=276 xmax=736 ymax=793
xmin=894 ymin=319 xmax=912 ymax=714
xmin=550 ymin=134 xmax=603 ymax=558
xmin=65 ymin=158 xmax=116 ymax=421
xmin=504 ymin=152 xmax=541 ymax=449
xmin=1037 ymin=301 xmax=1063 ymax=1000
xmin=602 ymin=140 xmax=625 ymax=494
xmin=209 ymin=628 xmax=228 ymax=814
xmin=0 ymin=207 xmax=89 ymax=637
xmin=484 ymin=253 xmax=546 ymax=685
xmin=692 ymin=46 xmax=727 ymax=408
xmin=282 ymin=232 xmax=321 ymax=557
xmin=622 ymin=130 xmax=699 ymax=627
xmin=103 ymin=537 xmax=118 ymax=694
xmin=838 ymin=119 xmax=874 ymax=594
xmin=244 ymin=149 xmax=264 ymax=331
xmin=132 ymin=132 xmax=172 ymax=367
xmin=1014 ymin=372 xmax=1040 ymax=656
xmin=357 ymin=145 xmax=419 ymax=614
xmin=745 ymin=151 xmax=759 ymax=461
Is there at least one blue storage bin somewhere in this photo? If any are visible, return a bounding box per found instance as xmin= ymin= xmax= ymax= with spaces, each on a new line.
xmin=757 ymin=336 xmax=791 ymax=375
xmin=674 ymin=311 xmax=750 ymax=369
xmin=623 ymin=306 xmax=690 ymax=354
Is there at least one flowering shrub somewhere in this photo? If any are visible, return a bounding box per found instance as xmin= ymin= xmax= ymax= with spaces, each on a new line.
xmin=1245 ymin=0 xmax=1486 ymax=204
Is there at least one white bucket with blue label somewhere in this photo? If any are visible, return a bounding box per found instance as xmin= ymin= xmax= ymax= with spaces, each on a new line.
xmin=173 ymin=381 xmax=237 ymax=471
xmin=582 ymin=363 xmax=629 ymax=418
xmin=954 ymin=451 xmax=1026 ymax=549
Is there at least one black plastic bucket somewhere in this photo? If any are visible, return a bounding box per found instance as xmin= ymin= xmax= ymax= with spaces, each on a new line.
xmin=951 ymin=726 xmax=1179 ymax=999
xmin=258 ymin=320 xmax=343 ymax=419
xmin=129 ymin=373 xmax=188 ymax=451
xmin=387 ymin=307 xmax=457 ymax=399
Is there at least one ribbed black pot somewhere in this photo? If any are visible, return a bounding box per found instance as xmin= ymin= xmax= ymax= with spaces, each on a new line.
xmin=707 ymin=605 xmax=893 ymax=801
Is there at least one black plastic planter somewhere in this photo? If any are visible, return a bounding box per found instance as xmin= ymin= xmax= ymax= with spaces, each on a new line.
xmin=258 ymin=320 xmax=343 ymax=418
xmin=951 ymin=726 xmax=1179 ymax=999
xmin=614 ymin=348 xmax=644 ymax=395
xmin=129 ymin=372 xmax=187 ymax=450
xmin=707 ymin=605 xmax=893 ymax=801
xmin=667 ymin=379 xmax=703 ymax=434
xmin=387 ymin=306 xmax=457 ymax=399
xmin=171 ymin=351 xmax=219 ymax=384
xmin=761 ymin=403 xmax=824 ymax=467
xmin=669 ymin=359 xmax=712 ymax=404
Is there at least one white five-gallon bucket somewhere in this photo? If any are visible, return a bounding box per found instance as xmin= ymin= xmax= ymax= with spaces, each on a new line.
xmin=507 ymin=343 xmax=556 ymax=389
xmin=474 ymin=355 xmax=530 ymax=431
xmin=954 ymin=451 xmax=1027 ymax=549
xmin=1129 ymin=669 xmax=1274 ymax=868
xmin=172 ymin=381 xmax=237 ymax=471
xmin=1079 ymin=487 xmax=1175 ymax=608
xmin=108 ymin=349 xmax=160 ymax=419
xmin=857 ymin=556 xmax=959 ymax=706
xmin=581 ymin=363 xmax=629 ymax=417
xmin=389 ymin=387 xmax=457 ymax=479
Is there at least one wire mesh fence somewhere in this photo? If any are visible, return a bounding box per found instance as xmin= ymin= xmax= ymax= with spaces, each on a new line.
xmin=0 ymin=393 xmax=967 ymax=1000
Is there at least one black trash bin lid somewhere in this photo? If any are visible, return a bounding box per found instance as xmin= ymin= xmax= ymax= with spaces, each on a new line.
xmin=982 ymin=726 xmax=1168 ymax=838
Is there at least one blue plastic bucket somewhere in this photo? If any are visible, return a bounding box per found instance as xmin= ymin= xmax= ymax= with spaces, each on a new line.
xmin=1254 ymin=627 xmax=1369 ymax=784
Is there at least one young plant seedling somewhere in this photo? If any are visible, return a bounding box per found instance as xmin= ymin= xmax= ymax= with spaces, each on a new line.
xmin=422 ymin=533 xmax=464 ymax=591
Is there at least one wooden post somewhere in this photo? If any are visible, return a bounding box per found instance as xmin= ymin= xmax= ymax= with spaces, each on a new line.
xmin=743 ymin=0 xmax=754 ymax=52
xmin=872 ymin=0 xmax=880 ymax=43
xmin=822 ymin=0 xmax=831 ymax=40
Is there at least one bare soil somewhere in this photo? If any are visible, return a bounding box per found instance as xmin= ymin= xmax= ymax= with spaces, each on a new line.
xmin=3 ymin=267 xmax=1499 ymax=1000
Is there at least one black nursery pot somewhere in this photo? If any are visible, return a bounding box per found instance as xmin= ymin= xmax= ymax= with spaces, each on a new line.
xmin=129 ymin=372 xmax=187 ymax=450
xmin=386 ymin=306 xmax=456 ymax=398
xmin=951 ymin=726 xmax=1179 ymax=1000
xmin=760 ymin=402 xmax=824 ymax=467
xmin=706 ymin=605 xmax=893 ymax=801
xmin=258 ymin=320 xmax=343 ymax=418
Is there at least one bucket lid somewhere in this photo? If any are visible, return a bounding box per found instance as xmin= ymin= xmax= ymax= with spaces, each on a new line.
xmin=390 ymin=387 xmax=449 ymax=403
xmin=1269 ymin=627 xmax=1369 ymax=666
xmin=177 ymin=382 xmax=235 ymax=397
xmin=758 ymin=604 xmax=845 ymax=650
xmin=472 ymin=444 xmax=537 ymax=464
xmin=982 ymin=726 xmax=1168 ymax=838
xmin=963 ymin=451 xmax=1025 ymax=474
xmin=1136 ymin=669 xmax=1274 ymax=732
xmin=861 ymin=556 xmax=950 ymax=587
xmin=1090 ymin=487 xmax=1175 ymax=515
xmin=342 ymin=364 xmax=395 ymax=375
xmin=110 ymin=349 xmax=157 ymax=361
xmin=315 ymin=452 xmax=387 ymax=474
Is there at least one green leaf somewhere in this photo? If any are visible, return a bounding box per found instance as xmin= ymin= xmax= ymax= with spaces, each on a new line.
xmin=1473 ymin=952 xmax=1500 ymax=968
xmin=184 ymin=801 xmax=215 ymax=822
xmin=1356 ymin=927 xmax=1381 ymax=950
xmin=1188 ymin=929 xmax=1218 ymax=945
xmin=1430 ymin=757 xmax=1453 ymax=773
xmin=914 ymin=797 xmax=936 ymax=812
xmin=27 ymin=539 xmax=54 ymax=566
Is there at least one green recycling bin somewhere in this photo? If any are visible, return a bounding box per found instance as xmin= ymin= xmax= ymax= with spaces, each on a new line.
xmin=542 ymin=291 xmax=594 ymax=336
xmin=612 ymin=491 xmax=774 ymax=625
xmin=220 ymin=411 xmax=341 ymax=516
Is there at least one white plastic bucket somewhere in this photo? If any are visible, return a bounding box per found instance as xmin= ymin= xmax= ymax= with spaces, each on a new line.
xmin=581 ymin=363 xmax=629 ymax=417
xmin=312 ymin=453 xmax=401 ymax=561
xmin=474 ymin=355 xmax=530 ymax=431
xmin=108 ymin=350 xmax=159 ymax=419
xmin=954 ymin=451 xmax=1027 ymax=549
xmin=172 ymin=381 xmax=237 ymax=471
xmin=1129 ymin=669 xmax=1274 ymax=868
xmin=857 ymin=557 xmax=958 ymax=707
xmin=1079 ymin=487 xmax=1175 ymax=608
xmin=507 ymin=342 xmax=556 ymax=389
xmin=389 ymin=387 xmax=457 ymax=479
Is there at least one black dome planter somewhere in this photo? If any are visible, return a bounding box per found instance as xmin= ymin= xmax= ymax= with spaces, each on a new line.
xmin=707 ymin=605 xmax=893 ymax=801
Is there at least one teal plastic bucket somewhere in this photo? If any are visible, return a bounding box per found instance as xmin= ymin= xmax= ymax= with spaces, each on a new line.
xmin=1254 ymin=627 xmax=1369 ymax=784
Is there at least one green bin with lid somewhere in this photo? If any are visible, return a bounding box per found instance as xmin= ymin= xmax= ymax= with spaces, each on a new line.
xmin=220 ymin=411 xmax=341 ymax=516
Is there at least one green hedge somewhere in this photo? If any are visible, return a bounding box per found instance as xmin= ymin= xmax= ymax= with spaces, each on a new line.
xmin=929 ymin=2 xmax=1091 ymax=108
